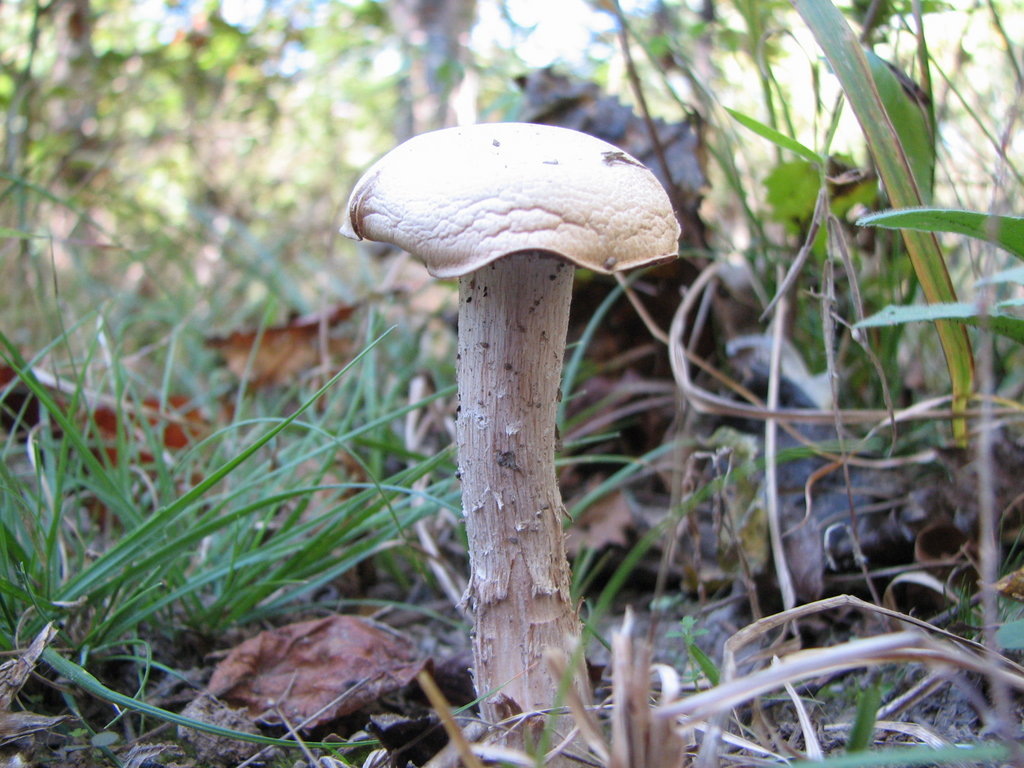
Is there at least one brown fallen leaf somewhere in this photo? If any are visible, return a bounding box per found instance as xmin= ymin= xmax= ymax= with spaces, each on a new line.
xmin=206 ymin=615 xmax=426 ymax=729
xmin=1 ymin=362 xmax=207 ymax=467
xmin=565 ymin=487 xmax=633 ymax=556
xmin=206 ymin=304 xmax=357 ymax=388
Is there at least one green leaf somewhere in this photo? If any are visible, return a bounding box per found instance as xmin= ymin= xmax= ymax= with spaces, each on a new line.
xmin=792 ymin=0 xmax=973 ymax=442
xmin=858 ymin=208 xmax=1024 ymax=260
xmin=859 ymin=302 xmax=981 ymax=326
xmin=668 ymin=616 xmax=720 ymax=686
xmin=725 ymin=107 xmax=824 ymax=165
xmin=978 ymin=266 xmax=1024 ymax=286
xmin=765 ymin=159 xmax=822 ymax=234
xmin=687 ymin=640 xmax=720 ymax=687
xmin=996 ymin=619 xmax=1024 ymax=650
xmin=858 ymin=302 xmax=1024 ymax=345
xmin=864 ymin=51 xmax=935 ymax=201
xmin=951 ymin=316 xmax=1024 ymax=343
xmin=90 ymin=732 xmax=120 ymax=748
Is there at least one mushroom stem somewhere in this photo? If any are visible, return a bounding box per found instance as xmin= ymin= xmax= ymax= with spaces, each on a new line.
xmin=456 ymin=251 xmax=588 ymax=744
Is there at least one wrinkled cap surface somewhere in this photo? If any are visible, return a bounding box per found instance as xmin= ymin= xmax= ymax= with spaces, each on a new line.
xmin=339 ymin=122 xmax=680 ymax=278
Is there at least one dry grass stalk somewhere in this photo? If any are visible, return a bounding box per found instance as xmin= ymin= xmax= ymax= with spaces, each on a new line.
xmin=608 ymin=611 xmax=690 ymax=768
xmin=545 ymin=598 xmax=1024 ymax=766
xmin=655 ymin=596 xmax=1024 ymax=759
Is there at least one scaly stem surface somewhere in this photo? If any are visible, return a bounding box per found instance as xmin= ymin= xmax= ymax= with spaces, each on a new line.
xmin=456 ymin=251 xmax=587 ymax=750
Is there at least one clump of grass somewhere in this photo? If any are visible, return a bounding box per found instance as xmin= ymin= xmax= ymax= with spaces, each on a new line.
xmin=0 ymin=298 xmax=467 ymax=756
xmin=1 ymin=317 xmax=462 ymax=639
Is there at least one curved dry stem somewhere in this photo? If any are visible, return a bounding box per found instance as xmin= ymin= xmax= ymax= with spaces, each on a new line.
xmin=667 ymin=263 xmax=1024 ymax=431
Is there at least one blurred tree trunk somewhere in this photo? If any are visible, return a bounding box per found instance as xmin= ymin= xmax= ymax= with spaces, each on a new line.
xmin=388 ymin=0 xmax=477 ymax=136
xmin=48 ymin=0 xmax=102 ymax=266
xmin=3 ymin=0 xmax=102 ymax=331
xmin=50 ymin=0 xmax=99 ymax=190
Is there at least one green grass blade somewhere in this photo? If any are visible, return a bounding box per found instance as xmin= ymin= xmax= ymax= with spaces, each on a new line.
xmin=42 ymin=647 xmax=359 ymax=751
xmin=0 ymin=338 xmax=135 ymax=517
xmin=790 ymin=741 xmax=1010 ymax=767
xmin=858 ymin=302 xmax=1024 ymax=345
xmin=791 ymin=0 xmax=974 ymax=440
xmin=846 ymin=682 xmax=882 ymax=752
xmin=0 ymin=226 xmax=42 ymax=239
xmin=725 ymin=107 xmax=824 ymax=166
xmin=56 ymin=329 xmax=393 ymax=605
xmin=859 ymin=208 xmax=1024 ymax=260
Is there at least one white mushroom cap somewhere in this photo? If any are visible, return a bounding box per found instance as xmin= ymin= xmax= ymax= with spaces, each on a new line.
xmin=339 ymin=122 xmax=680 ymax=278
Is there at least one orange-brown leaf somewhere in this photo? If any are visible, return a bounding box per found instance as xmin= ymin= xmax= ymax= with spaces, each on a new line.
xmin=91 ymin=396 xmax=205 ymax=461
xmin=206 ymin=304 xmax=357 ymax=388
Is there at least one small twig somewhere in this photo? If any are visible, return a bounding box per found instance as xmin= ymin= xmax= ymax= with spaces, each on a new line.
xmin=782 ymin=663 xmax=822 ymax=760
xmin=234 ymin=675 xmax=376 ymax=767
xmin=875 ymin=670 xmax=948 ymax=721
xmin=607 ymin=0 xmax=685 ymax=218
xmin=271 ymin=706 xmax=323 ymax=767
xmin=764 ymin=276 xmax=796 ymax=610
xmin=759 ymin=188 xmax=826 ymax=322
xmin=614 ymin=273 xmax=670 ymax=345
xmin=417 ymin=671 xmax=486 ymax=768
xmin=405 ymin=374 xmax=467 ymax=611
xmin=546 ymin=650 xmax=608 ymax=764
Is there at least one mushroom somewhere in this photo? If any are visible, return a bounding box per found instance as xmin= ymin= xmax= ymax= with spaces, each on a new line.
xmin=339 ymin=122 xmax=679 ymax=749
